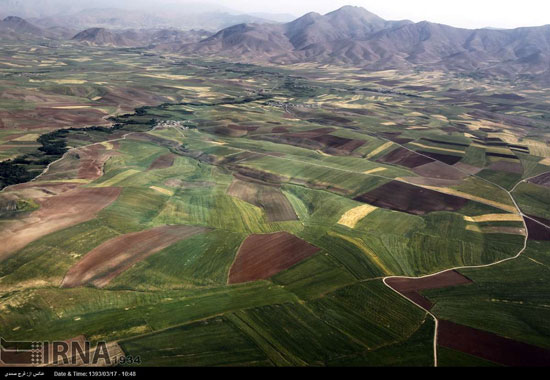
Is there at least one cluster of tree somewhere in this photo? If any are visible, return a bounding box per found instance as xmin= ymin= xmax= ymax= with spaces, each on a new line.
xmin=0 ymin=161 xmax=33 ymax=189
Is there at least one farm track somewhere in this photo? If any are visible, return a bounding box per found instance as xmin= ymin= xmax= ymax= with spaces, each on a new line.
xmin=3 ymin=93 xmax=550 ymax=366
xmin=378 ymin=137 xmax=550 ymax=367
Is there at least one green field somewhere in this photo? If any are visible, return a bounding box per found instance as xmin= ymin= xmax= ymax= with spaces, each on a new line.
xmin=0 ymin=38 xmax=549 ymax=367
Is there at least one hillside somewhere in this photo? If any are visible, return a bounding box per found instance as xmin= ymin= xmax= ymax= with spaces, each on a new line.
xmin=177 ymin=6 xmax=550 ymax=77
xmin=72 ymin=27 xmax=211 ymax=47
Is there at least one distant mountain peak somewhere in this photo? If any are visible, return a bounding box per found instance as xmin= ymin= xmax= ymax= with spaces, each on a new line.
xmin=327 ymin=5 xmax=383 ymax=18
xmin=3 ymin=16 xmax=25 ymax=22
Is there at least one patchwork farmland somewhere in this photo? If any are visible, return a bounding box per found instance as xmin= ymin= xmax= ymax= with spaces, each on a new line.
xmin=0 ymin=39 xmax=550 ymax=368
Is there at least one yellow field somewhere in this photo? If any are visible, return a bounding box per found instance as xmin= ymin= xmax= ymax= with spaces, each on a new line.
xmin=101 ymin=142 xmax=114 ymax=150
xmin=540 ymin=158 xmax=550 ymax=166
xmin=51 ymin=79 xmax=88 ymax=85
xmin=52 ymin=106 xmax=92 ymax=110
xmin=409 ymin=142 xmax=465 ymax=154
xmin=366 ymin=142 xmax=394 ymax=159
xmin=12 ymin=134 xmax=39 ymax=142
xmin=95 ymin=170 xmax=140 ymax=187
xmin=432 ymin=114 xmax=449 ymax=122
xmin=466 ymin=225 xmax=482 ymax=233
xmin=363 ymin=168 xmax=387 ymax=175
xmin=523 ymin=140 xmax=550 ymax=157
xmin=150 ymin=186 xmax=174 ymax=196
xmin=464 ymin=214 xmax=524 ymax=223
xmin=38 ymin=179 xmax=92 ymax=184
xmin=139 ymin=73 xmax=192 ymax=80
xmin=338 ymin=204 xmax=378 ymax=229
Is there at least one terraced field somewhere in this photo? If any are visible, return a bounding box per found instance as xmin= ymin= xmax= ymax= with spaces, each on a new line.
xmin=1 ymin=40 xmax=550 ymax=367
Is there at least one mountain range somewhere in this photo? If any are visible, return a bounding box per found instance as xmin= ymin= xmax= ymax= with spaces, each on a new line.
xmin=1 ymin=5 xmax=550 ymax=79
xmin=0 ymin=0 xmax=293 ymax=31
xmin=176 ymin=6 xmax=550 ymax=77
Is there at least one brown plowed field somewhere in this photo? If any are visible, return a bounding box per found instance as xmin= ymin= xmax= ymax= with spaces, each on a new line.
xmin=77 ymin=144 xmax=119 ymax=180
xmin=379 ymin=132 xmax=413 ymax=145
xmin=0 ymin=187 xmax=122 ymax=262
xmin=62 ymin=225 xmax=208 ymax=288
xmin=311 ymin=135 xmax=365 ymax=153
xmin=438 ymin=320 xmax=550 ymax=366
xmin=354 ymin=181 xmax=469 ymax=215
xmin=412 ymin=161 xmax=468 ymax=180
xmin=285 ymin=128 xmax=336 ymax=138
xmin=489 ymin=161 xmax=524 ymax=174
xmin=417 ymin=151 xmax=463 ymax=165
xmin=377 ymin=147 xmax=434 ymax=168
xmin=529 ymin=172 xmax=550 ymax=187
xmin=387 ymin=270 xmax=473 ymax=310
xmin=147 ymin=154 xmax=176 ymax=170
xmin=526 ymin=216 xmax=550 ymax=241
xmin=453 ymin=162 xmax=483 ymax=175
xmin=228 ymin=232 xmax=320 ymax=284
xmin=227 ymin=179 xmax=297 ymax=222
xmin=213 ymin=126 xmax=248 ymax=137
xmin=272 ymin=126 xmax=289 ymax=133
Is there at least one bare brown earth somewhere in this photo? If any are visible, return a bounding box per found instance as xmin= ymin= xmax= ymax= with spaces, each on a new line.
xmin=400 ymin=176 xmax=463 ymax=188
xmin=38 ymin=143 xmax=118 ymax=182
xmin=228 ymin=232 xmax=320 ymax=284
xmin=377 ymin=147 xmax=434 ymax=168
xmin=77 ymin=144 xmax=119 ymax=180
xmin=453 ymin=162 xmax=483 ymax=175
xmin=354 ymin=181 xmax=469 ymax=216
xmin=525 ymin=216 xmax=550 ymax=241
xmin=227 ymin=178 xmax=297 ymax=222
xmin=386 ymin=271 xmax=473 ymax=310
xmin=417 ymin=151 xmax=463 ymax=165
xmin=271 ymin=126 xmax=289 ymax=133
xmin=489 ymin=161 xmax=524 ymax=174
xmin=379 ymin=132 xmax=413 ymax=145
xmin=254 ymin=130 xmax=364 ymax=155
xmin=61 ymin=225 xmax=208 ymax=288
xmin=147 ymin=154 xmax=176 ymax=171
xmin=412 ymin=161 xmax=468 ymax=181
xmin=529 ymin=172 xmax=550 ymax=187
xmin=438 ymin=320 xmax=550 ymax=367
xmin=0 ymin=187 xmax=121 ymax=262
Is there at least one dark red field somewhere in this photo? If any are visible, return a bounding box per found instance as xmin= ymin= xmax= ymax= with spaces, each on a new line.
xmin=147 ymin=154 xmax=176 ymax=170
xmin=386 ymin=271 xmax=473 ymax=310
xmin=379 ymin=132 xmax=413 ymax=145
xmin=529 ymin=172 xmax=550 ymax=187
xmin=377 ymin=147 xmax=434 ymax=168
xmin=228 ymin=232 xmax=320 ymax=284
xmin=438 ymin=320 xmax=550 ymax=367
xmin=417 ymin=151 xmax=463 ymax=165
xmin=525 ymin=216 xmax=550 ymax=241
xmin=62 ymin=225 xmax=208 ymax=288
xmin=354 ymin=181 xmax=469 ymax=215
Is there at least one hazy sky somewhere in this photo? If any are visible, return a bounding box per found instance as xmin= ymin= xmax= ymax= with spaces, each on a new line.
xmin=211 ymin=0 xmax=550 ymax=29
